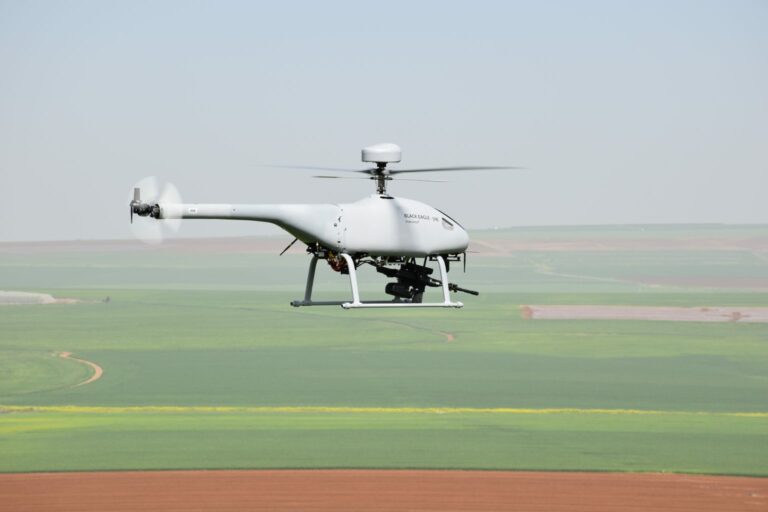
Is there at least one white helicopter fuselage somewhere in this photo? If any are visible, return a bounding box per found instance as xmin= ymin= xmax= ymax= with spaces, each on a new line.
xmin=129 ymin=142 xmax=504 ymax=307
xmin=160 ymin=194 xmax=469 ymax=257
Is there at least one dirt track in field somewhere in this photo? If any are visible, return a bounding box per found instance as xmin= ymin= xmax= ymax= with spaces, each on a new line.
xmin=0 ymin=470 xmax=765 ymax=512
xmin=58 ymin=352 xmax=104 ymax=387
xmin=521 ymin=305 xmax=768 ymax=323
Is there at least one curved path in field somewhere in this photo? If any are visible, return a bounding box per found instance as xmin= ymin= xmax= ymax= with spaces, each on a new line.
xmin=0 ymin=470 xmax=765 ymax=511
xmin=58 ymin=352 xmax=103 ymax=387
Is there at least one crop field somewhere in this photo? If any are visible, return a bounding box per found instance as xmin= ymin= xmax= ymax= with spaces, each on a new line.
xmin=1 ymin=225 xmax=768 ymax=477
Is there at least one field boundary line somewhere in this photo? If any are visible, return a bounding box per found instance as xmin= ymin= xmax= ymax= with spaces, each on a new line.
xmin=1 ymin=405 xmax=766 ymax=418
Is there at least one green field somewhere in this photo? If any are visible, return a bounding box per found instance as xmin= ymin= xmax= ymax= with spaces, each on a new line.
xmin=2 ymin=408 xmax=765 ymax=474
xmin=1 ymin=225 xmax=767 ymax=475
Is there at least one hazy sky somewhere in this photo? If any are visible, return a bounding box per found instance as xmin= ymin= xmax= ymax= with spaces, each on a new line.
xmin=1 ymin=0 xmax=766 ymax=241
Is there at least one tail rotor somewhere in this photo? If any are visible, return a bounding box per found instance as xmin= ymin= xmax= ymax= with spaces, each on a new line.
xmin=127 ymin=176 xmax=182 ymax=245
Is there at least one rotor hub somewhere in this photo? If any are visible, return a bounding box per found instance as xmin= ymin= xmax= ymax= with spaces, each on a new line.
xmin=362 ymin=144 xmax=401 ymax=194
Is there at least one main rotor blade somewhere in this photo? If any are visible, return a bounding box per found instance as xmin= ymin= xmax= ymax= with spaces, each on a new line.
xmin=393 ymin=177 xmax=447 ymax=183
xmin=264 ymin=165 xmax=377 ymax=174
xmin=313 ymin=175 xmax=370 ymax=180
xmin=388 ymin=166 xmax=525 ymax=175
xmin=313 ymin=175 xmax=445 ymax=183
xmin=265 ymin=164 xmax=524 ymax=177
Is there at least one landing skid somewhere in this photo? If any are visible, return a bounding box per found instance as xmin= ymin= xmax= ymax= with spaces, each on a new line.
xmin=290 ymin=253 xmax=463 ymax=309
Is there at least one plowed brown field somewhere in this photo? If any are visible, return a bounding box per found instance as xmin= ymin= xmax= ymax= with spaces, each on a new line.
xmin=1 ymin=470 xmax=766 ymax=512
xmin=521 ymin=305 xmax=768 ymax=323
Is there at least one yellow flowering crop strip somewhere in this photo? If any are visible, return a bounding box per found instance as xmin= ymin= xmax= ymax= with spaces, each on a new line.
xmin=1 ymin=405 xmax=766 ymax=418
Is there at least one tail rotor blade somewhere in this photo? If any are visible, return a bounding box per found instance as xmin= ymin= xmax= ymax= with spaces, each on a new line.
xmin=135 ymin=176 xmax=160 ymax=202
xmin=129 ymin=210 xmax=163 ymax=245
xmin=158 ymin=182 xmax=182 ymax=232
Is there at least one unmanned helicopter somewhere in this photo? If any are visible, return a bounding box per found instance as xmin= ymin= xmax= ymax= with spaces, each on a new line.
xmin=129 ymin=143 xmax=520 ymax=309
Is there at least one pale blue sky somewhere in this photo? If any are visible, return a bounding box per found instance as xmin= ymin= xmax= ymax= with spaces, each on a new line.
xmin=1 ymin=1 xmax=766 ymax=241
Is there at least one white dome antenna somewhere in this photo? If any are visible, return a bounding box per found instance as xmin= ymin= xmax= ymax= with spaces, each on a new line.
xmin=362 ymin=143 xmax=401 ymax=164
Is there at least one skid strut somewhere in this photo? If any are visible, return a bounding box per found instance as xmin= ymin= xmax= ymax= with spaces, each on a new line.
xmin=290 ymin=254 xmax=463 ymax=309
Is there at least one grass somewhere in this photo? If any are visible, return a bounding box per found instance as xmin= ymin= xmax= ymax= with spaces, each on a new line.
xmin=0 ymin=224 xmax=767 ymax=474
xmin=0 ymin=351 xmax=89 ymax=397
xmin=0 ymin=409 xmax=765 ymax=474
xmin=2 ymin=290 xmax=767 ymax=413
xmin=2 ymin=343 xmax=767 ymax=412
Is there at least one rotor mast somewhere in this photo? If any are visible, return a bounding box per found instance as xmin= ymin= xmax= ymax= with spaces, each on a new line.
xmin=362 ymin=143 xmax=401 ymax=195
xmin=373 ymin=163 xmax=390 ymax=194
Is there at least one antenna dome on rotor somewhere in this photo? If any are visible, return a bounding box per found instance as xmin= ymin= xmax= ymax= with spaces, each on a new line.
xmin=362 ymin=143 xmax=401 ymax=164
